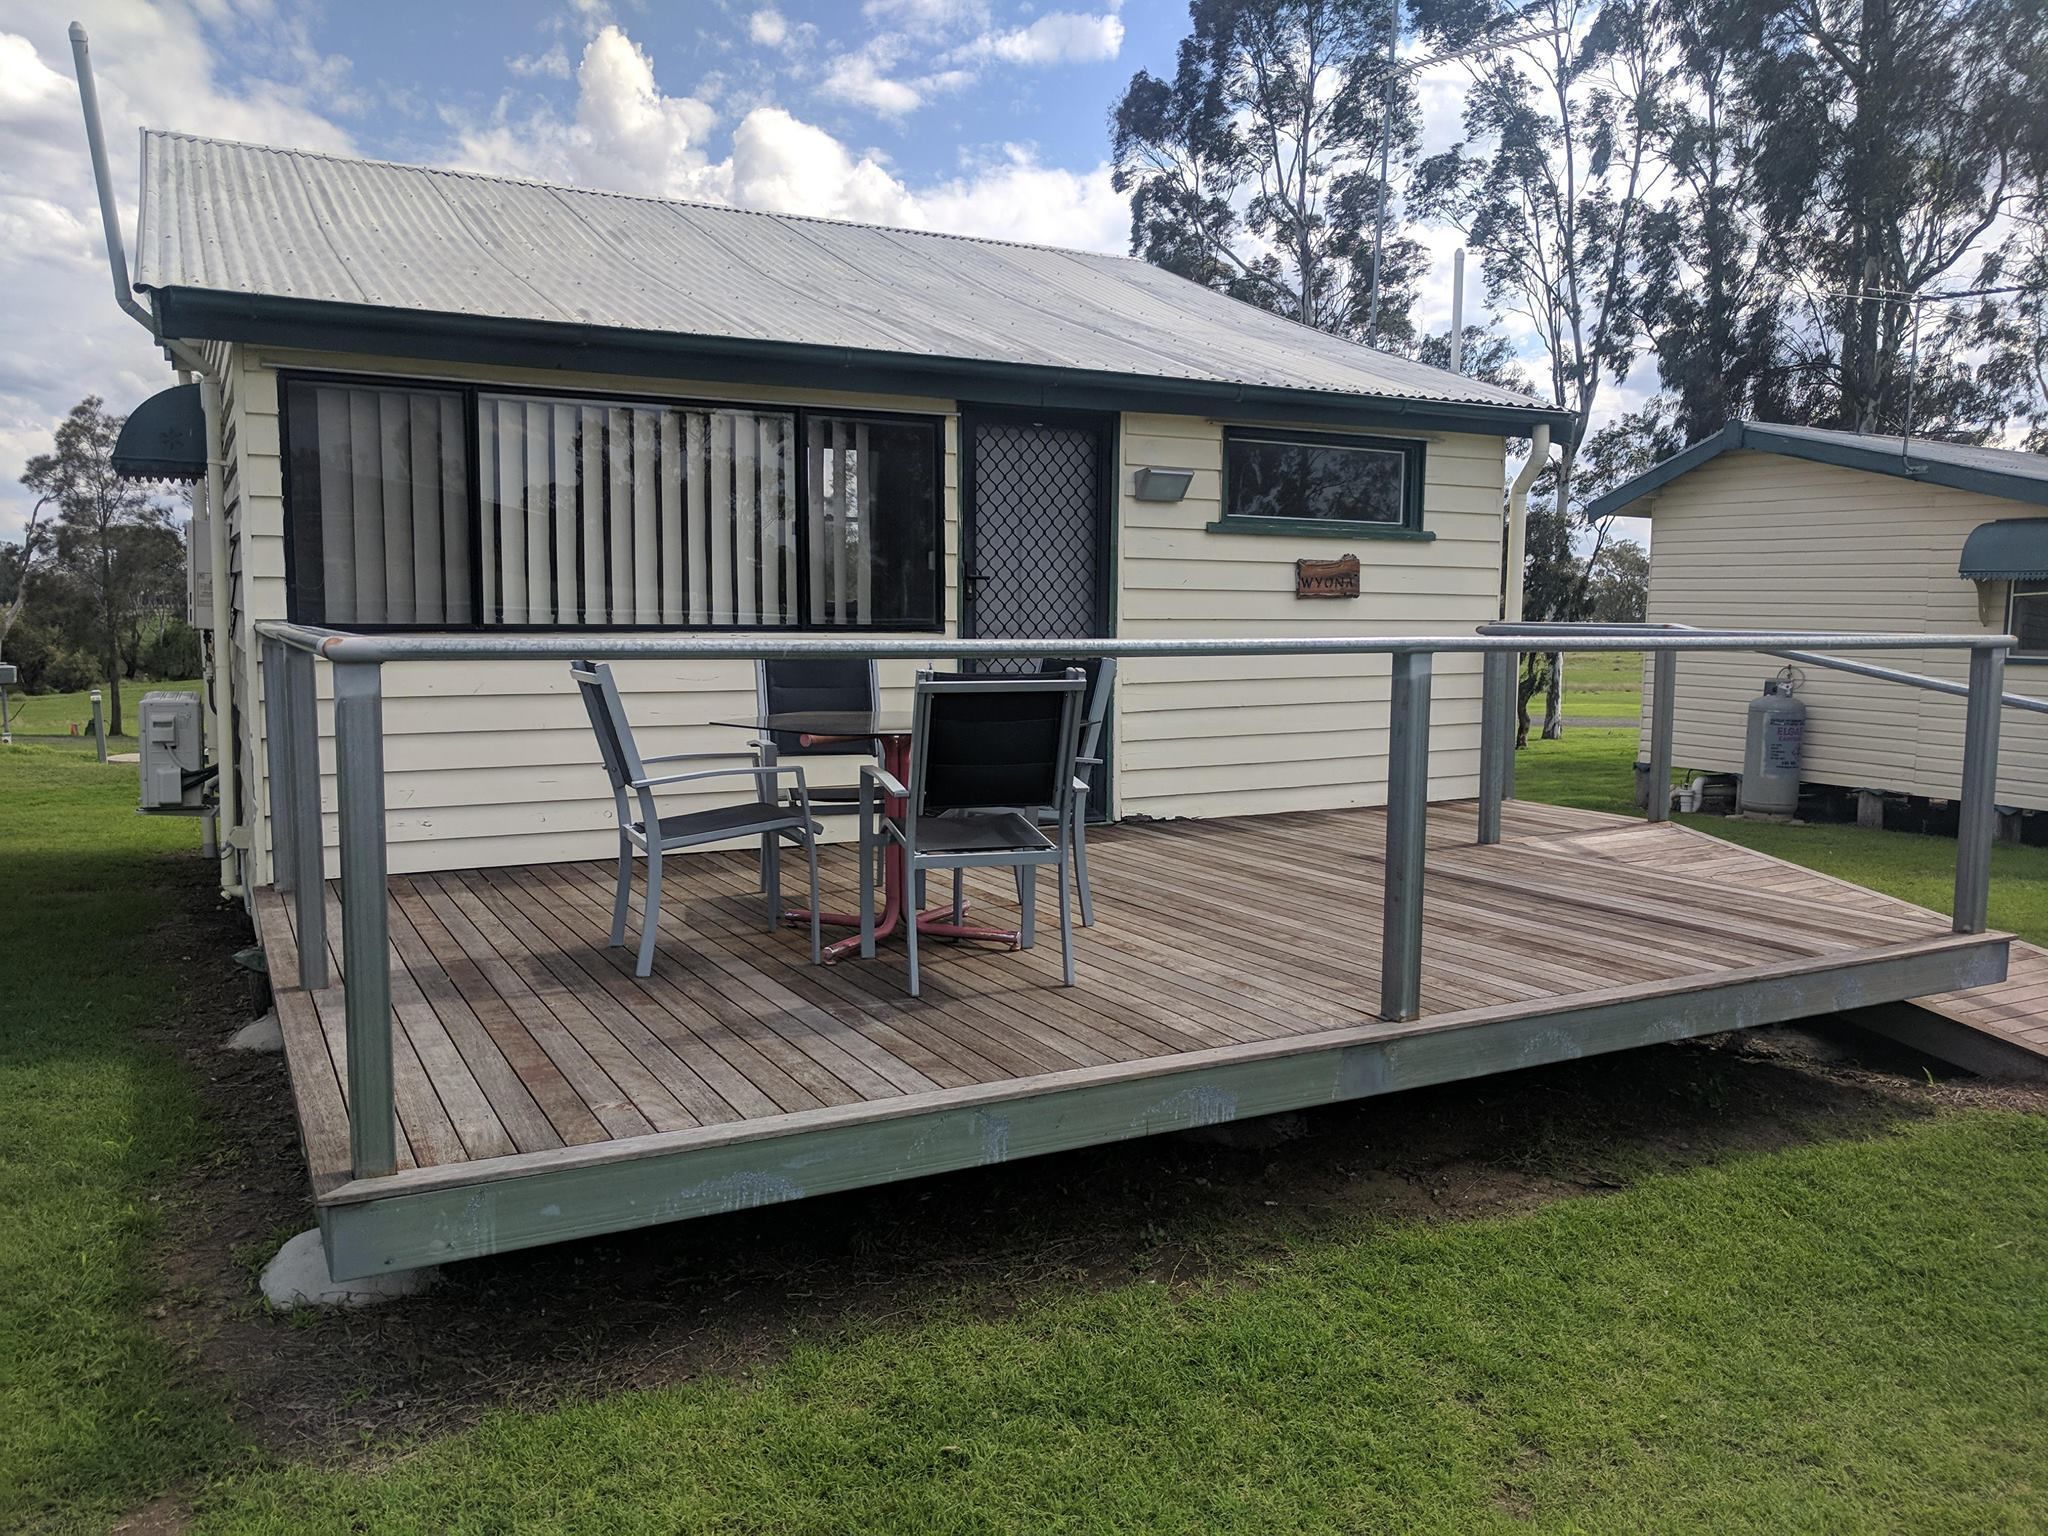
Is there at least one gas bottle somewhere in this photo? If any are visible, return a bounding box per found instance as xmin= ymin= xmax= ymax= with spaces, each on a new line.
xmin=1740 ymin=670 xmax=1806 ymax=815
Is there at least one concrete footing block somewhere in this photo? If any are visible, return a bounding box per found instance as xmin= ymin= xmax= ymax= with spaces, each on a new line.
xmin=225 ymin=1010 xmax=284 ymax=1053
xmin=260 ymin=1229 xmax=435 ymax=1309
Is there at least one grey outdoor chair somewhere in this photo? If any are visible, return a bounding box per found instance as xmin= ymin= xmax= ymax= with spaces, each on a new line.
xmin=1032 ymin=655 xmax=1116 ymax=927
xmin=858 ymin=669 xmax=1086 ymax=997
xmin=572 ymin=660 xmax=823 ymax=978
xmin=753 ymin=656 xmax=882 ymax=889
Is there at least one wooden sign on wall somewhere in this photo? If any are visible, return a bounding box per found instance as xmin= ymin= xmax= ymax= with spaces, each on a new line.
xmin=1295 ymin=554 xmax=1361 ymax=599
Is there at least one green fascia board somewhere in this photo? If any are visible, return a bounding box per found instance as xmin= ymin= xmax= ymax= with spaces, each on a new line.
xmin=316 ymin=932 xmax=2006 ymax=1281
xmin=1586 ymin=420 xmax=2048 ymax=521
xmin=150 ymin=287 xmax=1575 ymax=439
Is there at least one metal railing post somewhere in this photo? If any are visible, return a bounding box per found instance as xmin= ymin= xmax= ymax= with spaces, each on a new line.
xmin=1645 ymin=650 xmax=1677 ymax=823
xmin=284 ymin=646 xmax=327 ymax=990
xmin=260 ymin=638 xmax=294 ymax=893
xmin=1380 ymin=650 xmax=1431 ymax=1022
xmin=1478 ymin=648 xmax=1511 ymax=844
xmin=1954 ymin=642 xmax=2005 ymax=934
xmin=332 ymin=658 xmax=395 ymax=1178
xmin=90 ymin=687 xmax=107 ymax=762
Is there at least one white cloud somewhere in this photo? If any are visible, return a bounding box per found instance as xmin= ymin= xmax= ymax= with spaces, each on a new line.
xmin=0 ymin=1 xmax=359 ymax=542
xmin=446 ymin=26 xmax=727 ymax=202
xmin=914 ymin=146 xmax=1125 ymax=250
xmin=508 ymin=44 xmax=571 ymax=80
xmin=729 ymin=107 xmax=917 ymax=225
xmin=820 ymin=46 xmax=925 ymax=118
xmin=974 ymin=11 xmax=1126 ymax=66
xmin=861 ymin=0 xmax=988 ymax=24
xmin=747 ymin=9 xmax=788 ymax=48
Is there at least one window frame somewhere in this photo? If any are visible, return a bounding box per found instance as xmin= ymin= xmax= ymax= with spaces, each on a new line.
xmin=1209 ymin=425 xmax=1431 ymax=540
xmin=2008 ymin=578 xmax=2048 ymax=662
xmin=278 ymin=368 xmax=948 ymax=634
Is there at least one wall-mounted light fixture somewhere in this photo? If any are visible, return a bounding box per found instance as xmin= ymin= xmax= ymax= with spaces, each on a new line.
xmin=1133 ymin=466 xmax=1195 ymax=502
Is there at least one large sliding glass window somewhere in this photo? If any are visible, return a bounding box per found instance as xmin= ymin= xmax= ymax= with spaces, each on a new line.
xmin=283 ymin=376 xmax=943 ymax=631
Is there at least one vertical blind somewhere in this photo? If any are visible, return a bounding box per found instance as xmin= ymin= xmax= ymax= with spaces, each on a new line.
xmin=284 ymin=378 xmax=942 ymax=630
xmin=286 ymin=380 xmax=473 ymax=625
xmin=476 ymin=395 xmax=797 ymax=626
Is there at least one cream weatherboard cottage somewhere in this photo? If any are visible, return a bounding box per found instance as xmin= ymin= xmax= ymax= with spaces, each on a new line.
xmin=1588 ymin=421 xmax=2048 ymax=819
xmin=118 ymin=130 xmax=1569 ymax=885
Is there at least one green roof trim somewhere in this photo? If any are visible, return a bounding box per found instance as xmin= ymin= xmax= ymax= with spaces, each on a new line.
xmin=1959 ymin=518 xmax=2048 ymax=581
xmin=1584 ymin=420 xmax=2048 ymax=521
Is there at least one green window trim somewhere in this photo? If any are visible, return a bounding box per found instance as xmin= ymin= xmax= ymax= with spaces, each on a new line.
xmin=1214 ymin=425 xmax=1428 ymax=537
xmin=1203 ymin=516 xmax=1436 ymax=542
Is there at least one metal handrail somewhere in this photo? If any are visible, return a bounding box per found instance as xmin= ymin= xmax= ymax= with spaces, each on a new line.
xmin=1481 ymin=621 xmax=2048 ymax=718
xmin=254 ymin=618 xmax=2010 ymax=1182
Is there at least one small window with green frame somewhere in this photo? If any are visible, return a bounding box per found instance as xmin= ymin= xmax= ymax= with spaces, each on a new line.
xmin=1211 ymin=426 xmax=1428 ymax=539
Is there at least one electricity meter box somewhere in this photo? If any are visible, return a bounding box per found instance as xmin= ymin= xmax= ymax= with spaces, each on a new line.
xmin=139 ymin=690 xmax=206 ymax=811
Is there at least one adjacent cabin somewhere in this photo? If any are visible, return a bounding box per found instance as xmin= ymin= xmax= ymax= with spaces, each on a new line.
xmin=1589 ymin=421 xmax=2048 ymax=817
xmin=116 ymin=131 xmax=1569 ymax=887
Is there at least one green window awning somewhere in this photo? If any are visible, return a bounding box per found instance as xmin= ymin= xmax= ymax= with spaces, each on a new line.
xmin=111 ymin=382 xmax=205 ymax=483
xmin=1959 ymin=518 xmax=2048 ymax=581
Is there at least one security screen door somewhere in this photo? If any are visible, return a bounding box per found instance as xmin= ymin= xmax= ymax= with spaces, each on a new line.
xmin=960 ymin=407 xmax=1115 ymax=815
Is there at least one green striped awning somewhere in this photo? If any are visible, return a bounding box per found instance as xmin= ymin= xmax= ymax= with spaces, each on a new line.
xmin=1959 ymin=518 xmax=2048 ymax=581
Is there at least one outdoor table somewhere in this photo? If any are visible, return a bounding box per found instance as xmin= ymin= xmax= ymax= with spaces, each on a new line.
xmin=714 ymin=709 xmax=1023 ymax=964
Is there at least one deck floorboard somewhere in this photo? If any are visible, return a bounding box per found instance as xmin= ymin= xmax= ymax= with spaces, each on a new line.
xmin=261 ymin=802 xmax=2033 ymax=1199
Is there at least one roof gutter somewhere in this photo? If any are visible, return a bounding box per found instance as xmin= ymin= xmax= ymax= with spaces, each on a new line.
xmin=148 ymin=287 xmax=1577 ymax=439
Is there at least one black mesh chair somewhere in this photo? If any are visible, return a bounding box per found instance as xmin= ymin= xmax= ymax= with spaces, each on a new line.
xmin=572 ymin=660 xmax=822 ymax=978
xmin=1034 ymin=656 xmax=1116 ymax=926
xmin=857 ymin=670 xmax=1086 ymax=996
xmin=753 ymin=657 xmax=882 ymax=889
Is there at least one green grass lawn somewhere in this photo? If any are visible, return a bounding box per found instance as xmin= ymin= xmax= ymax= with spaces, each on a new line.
xmin=0 ymin=745 xmax=237 ymax=1534
xmin=1556 ymin=650 xmax=1642 ymax=721
xmin=1512 ymin=726 xmax=2048 ymax=946
xmin=4 ymin=740 xmax=2046 ymax=1533
xmin=4 ymin=679 xmax=201 ymax=741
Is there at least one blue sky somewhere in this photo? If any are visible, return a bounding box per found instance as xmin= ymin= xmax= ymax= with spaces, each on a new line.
xmin=0 ymin=0 xmax=1510 ymax=541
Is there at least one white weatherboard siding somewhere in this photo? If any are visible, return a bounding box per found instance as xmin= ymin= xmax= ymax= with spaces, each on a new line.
xmin=224 ymin=350 xmax=1509 ymax=880
xmin=1113 ymin=416 xmax=1504 ymax=819
xmin=231 ymin=348 xmax=960 ymax=879
xmin=1638 ymin=449 xmax=2048 ymax=811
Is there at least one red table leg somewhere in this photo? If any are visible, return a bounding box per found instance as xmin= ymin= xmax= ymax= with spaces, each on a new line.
xmin=783 ymin=734 xmax=1022 ymax=964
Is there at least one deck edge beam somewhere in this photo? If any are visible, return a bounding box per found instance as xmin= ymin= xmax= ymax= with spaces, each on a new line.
xmin=318 ymin=933 xmax=2008 ymax=1280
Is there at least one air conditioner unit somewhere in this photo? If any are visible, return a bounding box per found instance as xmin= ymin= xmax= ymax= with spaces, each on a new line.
xmin=139 ymin=690 xmax=207 ymax=812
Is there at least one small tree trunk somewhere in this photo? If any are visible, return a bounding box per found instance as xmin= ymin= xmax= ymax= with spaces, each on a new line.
xmin=1541 ymin=651 xmax=1565 ymax=740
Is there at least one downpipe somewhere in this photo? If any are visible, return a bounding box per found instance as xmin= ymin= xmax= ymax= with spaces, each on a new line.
xmin=72 ymin=20 xmax=243 ymax=897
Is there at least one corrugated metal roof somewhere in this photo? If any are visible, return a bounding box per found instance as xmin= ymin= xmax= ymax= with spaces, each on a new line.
xmin=1584 ymin=419 xmax=2048 ymax=520
xmin=133 ymin=130 xmax=1553 ymax=418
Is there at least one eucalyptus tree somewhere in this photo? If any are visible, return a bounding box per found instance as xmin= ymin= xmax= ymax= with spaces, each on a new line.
xmin=1110 ymin=0 xmax=1426 ymax=344
xmin=1411 ymin=0 xmax=1669 ymax=734
xmin=20 ymin=398 xmax=176 ymax=735
xmin=1738 ymin=0 xmax=2039 ymax=434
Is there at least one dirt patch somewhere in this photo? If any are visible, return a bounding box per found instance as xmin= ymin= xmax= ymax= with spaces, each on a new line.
xmin=137 ymin=858 xmax=2048 ymax=1467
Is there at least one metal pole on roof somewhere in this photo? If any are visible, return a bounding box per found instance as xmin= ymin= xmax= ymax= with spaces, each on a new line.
xmin=1450 ymin=248 xmax=1466 ymax=374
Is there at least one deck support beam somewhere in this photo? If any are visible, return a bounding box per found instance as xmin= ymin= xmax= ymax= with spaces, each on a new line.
xmin=1954 ymin=643 xmax=2006 ymax=934
xmin=333 ymin=659 xmax=396 ymax=1180
xmin=284 ymin=645 xmax=327 ymax=990
xmin=1380 ymin=650 xmax=1431 ymax=1022
xmin=1478 ymin=649 xmax=1512 ymax=845
xmin=1645 ymin=650 xmax=1677 ymax=823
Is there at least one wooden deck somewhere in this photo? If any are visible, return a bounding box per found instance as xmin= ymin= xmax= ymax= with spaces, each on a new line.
xmin=256 ymin=802 xmax=2015 ymax=1279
